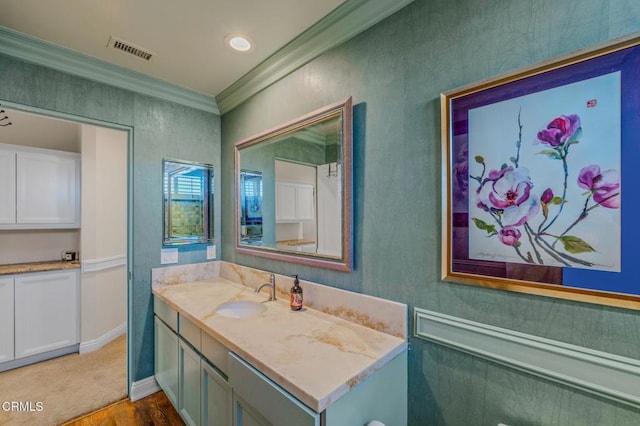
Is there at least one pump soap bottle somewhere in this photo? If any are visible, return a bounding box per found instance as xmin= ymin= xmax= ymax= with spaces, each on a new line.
xmin=290 ymin=275 xmax=303 ymax=311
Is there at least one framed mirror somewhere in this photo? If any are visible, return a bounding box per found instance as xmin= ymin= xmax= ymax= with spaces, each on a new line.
xmin=163 ymin=158 xmax=214 ymax=245
xmin=235 ymin=97 xmax=353 ymax=271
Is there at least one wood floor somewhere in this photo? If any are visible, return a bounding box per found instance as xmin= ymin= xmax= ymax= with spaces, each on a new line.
xmin=61 ymin=391 xmax=184 ymax=426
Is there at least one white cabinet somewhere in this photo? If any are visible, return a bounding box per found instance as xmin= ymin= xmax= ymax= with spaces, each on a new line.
xmin=0 ymin=149 xmax=16 ymax=224
xmin=276 ymin=182 xmax=314 ymax=222
xmin=16 ymin=151 xmax=80 ymax=225
xmin=0 ymin=277 xmax=14 ymax=363
xmin=0 ymin=144 xmax=80 ymax=229
xmin=14 ymin=270 xmax=80 ymax=359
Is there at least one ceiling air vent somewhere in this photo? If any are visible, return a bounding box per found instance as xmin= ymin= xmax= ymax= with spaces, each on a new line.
xmin=107 ymin=36 xmax=155 ymax=61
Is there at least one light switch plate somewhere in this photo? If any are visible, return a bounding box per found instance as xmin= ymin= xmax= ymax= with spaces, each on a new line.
xmin=207 ymin=245 xmax=216 ymax=260
xmin=161 ymin=248 xmax=179 ymax=264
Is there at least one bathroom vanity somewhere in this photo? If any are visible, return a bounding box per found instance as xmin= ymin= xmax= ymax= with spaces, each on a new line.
xmin=152 ymin=261 xmax=408 ymax=426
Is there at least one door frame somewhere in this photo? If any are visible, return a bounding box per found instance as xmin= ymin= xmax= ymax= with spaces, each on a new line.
xmin=0 ymin=99 xmax=134 ymax=395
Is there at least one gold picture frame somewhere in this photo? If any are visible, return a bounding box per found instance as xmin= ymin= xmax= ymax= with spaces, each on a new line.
xmin=441 ymin=34 xmax=640 ymax=310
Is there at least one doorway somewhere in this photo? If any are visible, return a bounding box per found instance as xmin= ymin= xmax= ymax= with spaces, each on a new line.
xmin=0 ymin=104 xmax=130 ymax=423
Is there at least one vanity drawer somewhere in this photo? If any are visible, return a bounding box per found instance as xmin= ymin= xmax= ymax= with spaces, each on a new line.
xmin=229 ymin=352 xmax=319 ymax=426
xmin=201 ymin=332 xmax=229 ymax=376
xmin=153 ymin=296 xmax=177 ymax=332
xmin=178 ymin=314 xmax=201 ymax=351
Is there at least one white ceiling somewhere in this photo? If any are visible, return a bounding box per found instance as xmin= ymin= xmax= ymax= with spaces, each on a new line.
xmin=0 ymin=108 xmax=80 ymax=152
xmin=0 ymin=0 xmax=346 ymax=98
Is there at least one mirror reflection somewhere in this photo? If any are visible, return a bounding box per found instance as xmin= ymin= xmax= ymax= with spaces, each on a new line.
xmin=163 ymin=159 xmax=214 ymax=245
xmin=235 ymin=98 xmax=352 ymax=271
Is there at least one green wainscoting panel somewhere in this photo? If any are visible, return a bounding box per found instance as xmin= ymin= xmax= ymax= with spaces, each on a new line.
xmin=415 ymin=308 xmax=640 ymax=409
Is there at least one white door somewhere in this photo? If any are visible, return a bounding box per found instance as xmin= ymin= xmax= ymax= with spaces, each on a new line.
xmin=0 ymin=149 xmax=16 ymax=224
xmin=14 ymin=270 xmax=79 ymax=358
xmin=16 ymin=151 xmax=79 ymax=224
xmin=316 ymin=163 xmax=341 ymax=256
xmin=0 ymin=276 xmax=14 ymax=363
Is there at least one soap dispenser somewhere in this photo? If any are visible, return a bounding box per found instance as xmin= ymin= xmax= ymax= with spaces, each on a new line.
xmin=290 ymin=275 xmax=303 ymax=311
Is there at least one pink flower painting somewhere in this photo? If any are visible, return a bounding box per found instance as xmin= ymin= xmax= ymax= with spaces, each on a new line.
xmin=536 ymin=114 xmax=581 ymax=147
xmin=577 ymin=165 xmax=620 ymax=209
xmin=476 ymin=166 xmax=540 ymax=227
xmin=469 ymin=110 xmax=621 ymax=270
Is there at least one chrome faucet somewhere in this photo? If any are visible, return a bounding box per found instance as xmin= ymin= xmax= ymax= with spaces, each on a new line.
xmin=255 ymin=273 xmax=276 ymax=301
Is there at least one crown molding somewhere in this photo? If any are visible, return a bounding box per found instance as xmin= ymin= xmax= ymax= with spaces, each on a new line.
xmin=0 ymin=25 xmax=219 ymax=114
xmin=0 ymin=0 xmax=414 ymax=116
xmin=216 ymin=0 xmax=415 ymax=114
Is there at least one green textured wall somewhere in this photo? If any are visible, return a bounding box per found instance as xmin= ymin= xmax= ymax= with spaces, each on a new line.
xmin=0 ymin=54 xmax=221 ymax=386
xmin=221 ymin=0 xmax=640 ymax=424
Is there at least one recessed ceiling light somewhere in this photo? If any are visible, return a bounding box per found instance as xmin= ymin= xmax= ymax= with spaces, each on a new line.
xmin=225 ymin=34 xmax=254 ymax=53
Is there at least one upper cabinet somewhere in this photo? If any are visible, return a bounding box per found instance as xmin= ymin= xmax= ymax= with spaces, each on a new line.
xmin=0 ymin=143 xmax=80 ymax=229
xmin=275 ymin=182 xmax=315 ymax=222
xmin=0 ymin=148 xmax=16 ymax=224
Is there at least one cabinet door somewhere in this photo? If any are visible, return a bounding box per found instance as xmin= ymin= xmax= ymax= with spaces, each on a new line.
xmin=229 ymin=353 xmax=319 ymax=426
xmin=275 ymin=182 xmax=297 ymax=222
xmin=276 ymin=182 xmax=315 ymax=222
xmin=0 ymin=277 xmax=14 ymax=363
xmin=179 ymin=339 xmax=201 ymax=426
xmin=14 ymin=271 xmax=79 ymax=359
xmin=233 ymin=394 xmax=271 ymax=426
xmin=202 ymin=360 xmax=232 ymax=426
xmin=323 ymin=351 xmax=408 ymax=426
xmin=16 ymin=151 xmax=79 ymax=225
xmin=0 ymin=149 xmax=16 ymax=224
xmin=155 ymin=317 xmax=179 ymax=407
xmin=296 ymin=184 xmax=314 ymax=221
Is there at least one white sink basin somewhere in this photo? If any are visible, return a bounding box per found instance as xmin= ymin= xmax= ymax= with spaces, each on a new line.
xmin=216 ymin=300 xmax=266 ymax=318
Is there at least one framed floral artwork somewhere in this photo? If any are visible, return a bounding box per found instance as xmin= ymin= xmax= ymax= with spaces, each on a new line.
xmin=441 ymin=34 xmax=640 ymax=309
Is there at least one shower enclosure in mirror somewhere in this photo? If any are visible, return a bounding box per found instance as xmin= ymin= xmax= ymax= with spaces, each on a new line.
xmin=235 ymin=97 xmax=353 ymax=271
xmin=163 ymin=159 xmax=214 ymax=245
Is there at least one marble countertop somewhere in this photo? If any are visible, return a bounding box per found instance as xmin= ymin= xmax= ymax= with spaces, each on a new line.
xmin=0 ymin=260 xmax=80 ymax=276
xmin=153 ymin=278 xmax=407 ymax=413
xmin=276 ymin=239 xmax=316 ymax=246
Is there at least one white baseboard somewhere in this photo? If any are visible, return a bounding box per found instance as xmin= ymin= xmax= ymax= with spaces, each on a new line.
xmin=79 ymin=323 xmax=127 ymax=354
xmin=0 ymin=345 xmax=79 ymax=372
xmin=414 ymin=308 xmax=640 ymax=409
xmin=130 ymin=376 xmax=161 ymax=402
